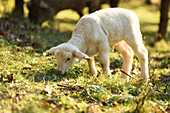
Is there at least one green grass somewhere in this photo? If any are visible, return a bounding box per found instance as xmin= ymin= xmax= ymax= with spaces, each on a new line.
xmin=0 ymin=37 xmax=169 ymax=112
xmin=0 ymin=0 xmax=170 ymax=112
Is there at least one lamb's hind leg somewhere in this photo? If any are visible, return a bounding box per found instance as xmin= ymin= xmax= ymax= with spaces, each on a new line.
xmin=125 ymin=34 xmax=149 ymax=82
xmin=115 ymin=41 xmax=134 ymax=81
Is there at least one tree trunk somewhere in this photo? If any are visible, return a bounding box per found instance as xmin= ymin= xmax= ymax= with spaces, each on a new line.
xmin=156 ymin=0 xmax=169 ymax=41
xmin=145 ymin=0 xmax=151 ymax=5
xmin=12 ymin=0 xmax=24 ymax=19
xmin=109 ymin=0 xmax=120 ymax=7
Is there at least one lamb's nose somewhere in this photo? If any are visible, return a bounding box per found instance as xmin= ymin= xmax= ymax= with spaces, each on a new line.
xmin=57 ymin=70 xmax=62 ymax=74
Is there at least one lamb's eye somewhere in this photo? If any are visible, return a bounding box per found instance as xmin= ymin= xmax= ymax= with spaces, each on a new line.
xmin=67 ymin=58 xmax=71 ymax=61
xmin=65 ymin=58 xmax=71 ymax=62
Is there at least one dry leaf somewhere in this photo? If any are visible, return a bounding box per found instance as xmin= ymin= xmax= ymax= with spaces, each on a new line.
xmin=41 ymin=85 xmax=52 ymax=95
xmin=23 ymin=67 xmax=32 ymax=70
xmin=39 ymin=62 xmax=45 ymax=65
xmin=0 ymin=30 xmax=8 ymax=36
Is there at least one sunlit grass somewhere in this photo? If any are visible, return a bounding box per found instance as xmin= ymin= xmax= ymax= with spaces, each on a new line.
xmin=0 ymin=1 xmax=169 ymax=112
xmin=0 ymin=0 xmax=14 ymax=14
xmin=54 ymin=9 xmax=80 ymax=21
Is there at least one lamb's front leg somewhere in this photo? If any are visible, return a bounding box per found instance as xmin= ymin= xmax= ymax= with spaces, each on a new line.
xmin=87 ymin=56 xmax=97 ymax=76
xmin=99 ymin=47 xmax=111 ymax=77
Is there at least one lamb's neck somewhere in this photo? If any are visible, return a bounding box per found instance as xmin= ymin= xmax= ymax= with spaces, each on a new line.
xmin=68 ymin=34 xmax=86 ymax=53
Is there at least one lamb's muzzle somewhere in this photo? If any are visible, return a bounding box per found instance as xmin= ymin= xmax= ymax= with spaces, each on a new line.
xmin=47 ymin=8 xmax=149 ymax=82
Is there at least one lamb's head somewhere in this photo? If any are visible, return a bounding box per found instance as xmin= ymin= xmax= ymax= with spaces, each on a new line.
xmin=46 ymin=43 xmax=92 ymax=75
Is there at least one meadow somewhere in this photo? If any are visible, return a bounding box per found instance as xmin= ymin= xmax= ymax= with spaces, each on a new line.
xmin=0 ymin=0 xmax=169 ymax=112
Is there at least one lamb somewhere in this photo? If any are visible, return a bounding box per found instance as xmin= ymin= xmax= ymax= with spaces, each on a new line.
xmin=47 ymin=8 xmax=149 ymax=82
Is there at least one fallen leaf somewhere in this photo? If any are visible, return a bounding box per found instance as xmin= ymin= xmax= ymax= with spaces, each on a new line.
xmin=41 ymin=85 xmax=52 ymax=95
xmin=16 ymin=94 xmax=25 ymax=100
xmin=112 ymin=102 xmax=117 ymax=107
xmin=111 ymin=89 xmax=115 ymax=94
xmin=23 ymin=67 xmax=32 ymax=70
xmin=7 ymin=73 xmax=15 ymax=82
xmin=43 ymin=100 xmax=50 ymax=107
xmin=16 ymin=47 xmax=21 ymax=52
xmin=0 ymin=30 xmax=8 ymax=36
xmin=111 ymin=70 xmax=118 ymax=74
xmin=0 ymin=73 xmax=15 ymax=83
xmin=87 ymin=75 xmax=90 ymax=79
xmin=52 ymin=108 xmax=58 ymax=112
xmin=87 ymin=106 xmax=99 ymax=113
xmin=39 ymin=62 xmax=45 ymax=65
xmin=155 ymin=74 xmax=160 ymax=80
xmin=101 ymin=69 xmax=103 ymax=74
xmin=11 ymin=104 xmax=18 ymax=111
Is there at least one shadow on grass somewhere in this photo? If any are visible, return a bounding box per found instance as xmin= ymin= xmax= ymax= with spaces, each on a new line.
xmin=142 ymin=31 xmax=170 ymax=46
xmin=22 ymin=65 xmax=87 ymax=83
xmin=141 ymin=21 xmax=170 ymax=46
xmin=0 ymin=17 xmax=72 ymax=52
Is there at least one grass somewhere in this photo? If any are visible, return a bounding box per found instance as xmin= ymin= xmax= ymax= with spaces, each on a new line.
xmin=0 ymin=39 xmax=169 ymax=112
xmin=0 ymin=0 xmax=170 ymax=112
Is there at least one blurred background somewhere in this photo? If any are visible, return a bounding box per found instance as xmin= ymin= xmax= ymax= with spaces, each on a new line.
xmin=0 ymin=1 xmax=169 ymax=112
xmin=0 ymin=0 xmax=169 ymax=50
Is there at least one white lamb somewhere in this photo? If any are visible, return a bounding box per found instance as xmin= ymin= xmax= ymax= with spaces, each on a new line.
xmin=47 ymin=8 xmax=149 ymax=81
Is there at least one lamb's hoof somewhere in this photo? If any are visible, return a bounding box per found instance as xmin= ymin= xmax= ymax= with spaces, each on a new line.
xmin=144 ymin=78 xmax=149 ymax=83
xmin=107 ymin=74 xmax=112 ymax=78
xmin=141 ymin=78 xmax=150 ymax=83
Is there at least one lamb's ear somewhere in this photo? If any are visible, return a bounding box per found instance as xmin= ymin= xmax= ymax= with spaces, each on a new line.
xmin=73 ymin=51 xmax=92 ymax=60
xmin=46 ymin=47 xmax=58 ymax=53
